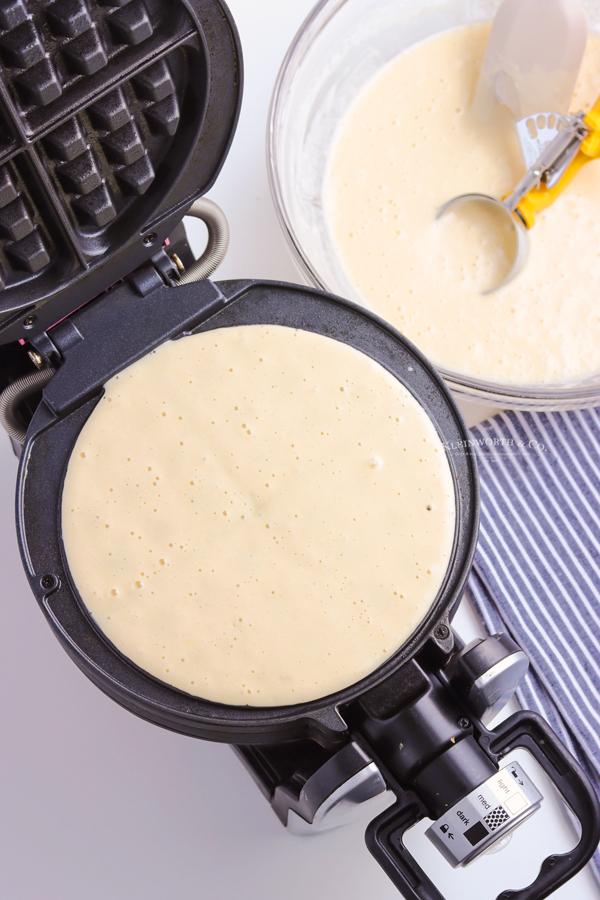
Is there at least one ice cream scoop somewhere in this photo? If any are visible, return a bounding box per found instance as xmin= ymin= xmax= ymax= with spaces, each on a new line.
xmin=437 ymin=97 xmax=600 ymax=292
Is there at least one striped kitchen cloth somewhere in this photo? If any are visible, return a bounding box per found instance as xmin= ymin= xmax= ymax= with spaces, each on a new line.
xmin=465 ymin=407 xmax=600 ymax=879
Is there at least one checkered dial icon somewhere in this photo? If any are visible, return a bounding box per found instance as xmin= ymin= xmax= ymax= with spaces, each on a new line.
xmin=484 ymin=805 xmax=510 ymax=831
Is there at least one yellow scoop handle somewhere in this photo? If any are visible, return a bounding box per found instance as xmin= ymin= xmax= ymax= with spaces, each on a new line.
xmin=517 ymin=96 xmax=600 ymax=228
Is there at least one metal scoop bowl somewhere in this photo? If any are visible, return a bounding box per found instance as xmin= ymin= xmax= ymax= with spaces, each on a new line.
xmin=436 ymin=193 xmax=528 ymax=294
xmin=437 ymin=112 xmax=591 ymax=293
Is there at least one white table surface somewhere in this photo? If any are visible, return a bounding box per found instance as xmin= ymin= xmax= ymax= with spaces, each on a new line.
xmin=1 ymin=2 xmax=599 ymax=898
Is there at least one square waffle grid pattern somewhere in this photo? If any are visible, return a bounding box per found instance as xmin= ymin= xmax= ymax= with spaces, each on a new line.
xmin=0 ymin=0 xmax=189 ymax=135
xmin=42 ymin=60 xmax=180 ymax=229
xmin=0 ymin=0 xmax=197 ymax=316
xmin=483 ymin=805 xmax=510 ymax=832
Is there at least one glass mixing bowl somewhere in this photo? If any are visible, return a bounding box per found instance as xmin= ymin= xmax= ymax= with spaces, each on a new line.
xmin=268 ymin=0 xmax=600 ymax=410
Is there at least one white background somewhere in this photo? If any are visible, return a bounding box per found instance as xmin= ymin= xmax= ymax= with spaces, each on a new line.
xmin=1 ymin=2 xmax=599 ymax=898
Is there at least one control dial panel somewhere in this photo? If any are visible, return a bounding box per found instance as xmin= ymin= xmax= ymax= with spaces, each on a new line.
xmin=425 ymin=761 xmax=543 ymax=867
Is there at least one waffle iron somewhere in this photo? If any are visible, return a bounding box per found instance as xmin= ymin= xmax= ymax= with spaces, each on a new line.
xmin=0 ymin=3 xmax=599 ymax=899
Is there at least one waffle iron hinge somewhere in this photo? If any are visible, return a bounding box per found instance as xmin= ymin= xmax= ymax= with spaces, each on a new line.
xmin=28 ymin=274 xmax=230 ymax=427
xmin=26 ymin=246 xmax=181 ymax=372
xmin=0 ymin=241 xmax=195 ymax=456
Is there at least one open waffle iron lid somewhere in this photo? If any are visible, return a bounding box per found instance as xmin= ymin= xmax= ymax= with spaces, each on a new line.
xmin=0 ymin=0 xmax=242 ymax=347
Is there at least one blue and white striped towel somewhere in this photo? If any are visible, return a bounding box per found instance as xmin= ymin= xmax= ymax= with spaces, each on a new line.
xmin=466 ymin=408 xmax=600 ymax=878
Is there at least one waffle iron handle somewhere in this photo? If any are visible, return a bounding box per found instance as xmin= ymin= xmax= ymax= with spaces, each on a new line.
xmin=366 ymin=794 xmax=446 ymax=900
xmin=365 ymin=710 xmax=600 ymax=900
xmin=484 ymin=710 xmax=600 ymax=900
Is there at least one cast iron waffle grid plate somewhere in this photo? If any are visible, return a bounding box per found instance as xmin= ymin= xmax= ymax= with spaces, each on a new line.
xmin=0 ymin=0 xmax=242 ymax=345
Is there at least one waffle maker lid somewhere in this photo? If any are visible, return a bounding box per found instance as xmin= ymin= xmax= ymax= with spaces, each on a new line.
xmin=0 ymin=0 xmax=242 ymax=345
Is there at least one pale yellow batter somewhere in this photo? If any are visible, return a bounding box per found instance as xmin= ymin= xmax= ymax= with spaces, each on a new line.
xmin=61 ymin=325 xmax=455 ymax=706
xmin=325 ymin=24 xmax=600 ymax=387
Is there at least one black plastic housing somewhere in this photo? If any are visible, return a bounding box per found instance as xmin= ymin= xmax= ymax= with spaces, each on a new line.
xmin=16 ymin=277 xmax=479 ymax=748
